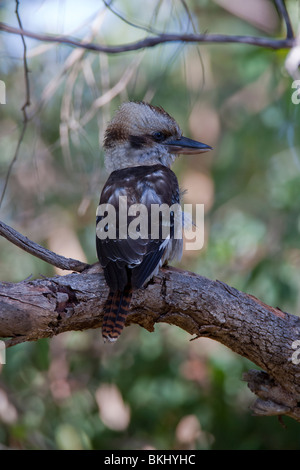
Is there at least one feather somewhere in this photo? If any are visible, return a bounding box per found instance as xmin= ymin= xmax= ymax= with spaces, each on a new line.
xmin=102 ymin=285 xmax=133 ymax=342
xmin=97 ymin=163 xmax=182 ymax=339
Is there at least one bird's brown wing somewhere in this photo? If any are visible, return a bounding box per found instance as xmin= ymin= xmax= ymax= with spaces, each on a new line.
xmin=96 ymin=164 xmax=180 ymax=291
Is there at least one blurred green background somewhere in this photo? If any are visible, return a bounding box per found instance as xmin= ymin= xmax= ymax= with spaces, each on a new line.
xmin=1 ymin=0 xmax=300 ymax=450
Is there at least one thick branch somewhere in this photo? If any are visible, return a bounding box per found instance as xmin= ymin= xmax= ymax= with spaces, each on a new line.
xmin=0 ymin=264 xmax=300 ymax=421
xmin=0 ymin=220 xmax=88 ymax=272
xmin=0 ymin=22 xmax=295 ymax=53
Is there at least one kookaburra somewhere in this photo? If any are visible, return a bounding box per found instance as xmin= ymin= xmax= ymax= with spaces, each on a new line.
xmin=96 ymin=101 xmax=211 ymax=342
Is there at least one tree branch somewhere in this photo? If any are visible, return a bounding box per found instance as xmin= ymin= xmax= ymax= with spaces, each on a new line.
xmin=0 ymin=220 xmax=89 ymax=273
xmin=0 ymin=263 xmax=300 ymax=421
xmin=275 ymin=0 xmax=294 ymax=40
xmin=0 ymin=22 xmax=295 ymax=53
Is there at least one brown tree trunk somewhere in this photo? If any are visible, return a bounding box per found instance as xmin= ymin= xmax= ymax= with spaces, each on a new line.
xmin=1 ymin=263 xmax=300 ymax=422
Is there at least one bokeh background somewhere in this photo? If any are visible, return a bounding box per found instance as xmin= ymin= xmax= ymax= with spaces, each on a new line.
xmin=1 ymin=0 xmax=300 ymax=450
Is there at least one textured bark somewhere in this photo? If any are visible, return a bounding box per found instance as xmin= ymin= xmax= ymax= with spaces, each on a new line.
xmin=1 ymin=263 xmax=300 ymax=422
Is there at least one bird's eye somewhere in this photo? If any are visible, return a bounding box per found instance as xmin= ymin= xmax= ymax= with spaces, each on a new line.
xmin=152 ymin=131 xmax=165 ymax=142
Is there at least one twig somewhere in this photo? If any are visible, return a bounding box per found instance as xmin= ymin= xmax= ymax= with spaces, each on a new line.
xmin=0 ymin=219 xmax=89 ymax=272
xmin=0 ymin=2 xmax=31 ymax=208
xmin=16 ymin=1 xmax=31 ymax=113
xmin=102 ymin=0 xmax=163 ymax=36
xmin=80 ymin=54 xmax=143 ymax=127
xmin=0 ymin=22 xmax=295 ymax=53
xmin=275 ymin=0 xmax=294 ymax=39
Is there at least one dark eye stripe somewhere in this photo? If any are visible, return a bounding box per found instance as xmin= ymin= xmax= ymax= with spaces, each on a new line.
xmin=129 ymin=135 xmax=147 ymax=149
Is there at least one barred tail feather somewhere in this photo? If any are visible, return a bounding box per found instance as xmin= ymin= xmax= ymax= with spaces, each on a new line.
xmin=102 ymin=285 xmax=132 ymax=343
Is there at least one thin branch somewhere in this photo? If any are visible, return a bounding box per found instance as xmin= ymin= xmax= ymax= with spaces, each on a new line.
xmin=0 ymin=123 xmax=27 ymax=209
xmin=102 ymin=0 xmax=163 ymax=36
xmin=0 ymin=22 xmax=295 ymax=53
xmin=80 ymin=54 xmax=143 ymax=127
xmin=16 ymin=1 xmax=31 ymax=112
xmin=275 ymin=0 xmax=294 ymax=39
xmin=0 ymin=220 xmax=89 ymax=272
xmin=0 ymin=3 xmax=31 ymax=208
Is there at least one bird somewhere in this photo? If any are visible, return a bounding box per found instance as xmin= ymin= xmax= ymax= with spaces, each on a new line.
xmin=96 ymin=101 xmax=211 ymax=342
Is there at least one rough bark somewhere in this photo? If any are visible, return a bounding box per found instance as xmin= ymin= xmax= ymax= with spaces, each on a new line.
xmin=0 ymin=263 xmax=300 ymax=422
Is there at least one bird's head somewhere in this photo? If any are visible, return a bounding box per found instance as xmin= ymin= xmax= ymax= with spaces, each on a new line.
xmin=103 ymin=101 xmax=212 ymax=172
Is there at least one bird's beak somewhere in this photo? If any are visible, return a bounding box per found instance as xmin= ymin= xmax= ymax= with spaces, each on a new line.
xmin=165 ymin=136 xmax=212 ymax=155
